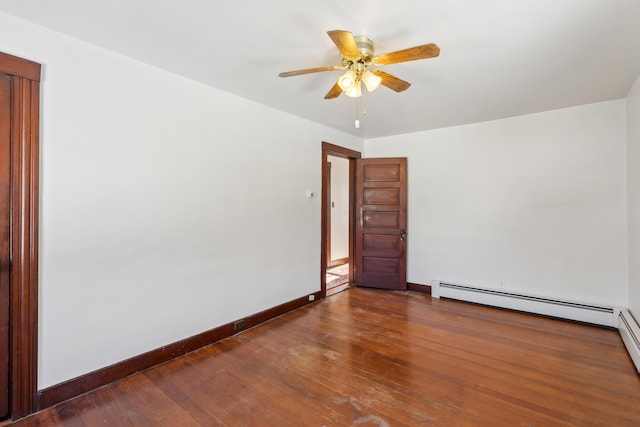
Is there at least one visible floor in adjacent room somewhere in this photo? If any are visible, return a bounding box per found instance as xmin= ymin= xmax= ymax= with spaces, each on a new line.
xmin=326 ymin=263 xmax=349 ymax=296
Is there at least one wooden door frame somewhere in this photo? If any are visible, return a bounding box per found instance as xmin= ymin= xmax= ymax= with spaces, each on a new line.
xmin=325 ymin=160 xmax=332 ymax=267
xmin=0 ymin=51 xmax=41 ymax=420
xmin=321 ymin=142 xmax=360 ymax=297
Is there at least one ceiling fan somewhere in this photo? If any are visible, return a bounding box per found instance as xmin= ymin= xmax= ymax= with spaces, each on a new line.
xmin=279 ymin=30 xmax=440 ymax=100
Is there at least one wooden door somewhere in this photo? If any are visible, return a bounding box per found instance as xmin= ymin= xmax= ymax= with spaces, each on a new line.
xmin=0 ymin=73 xmax=9 ymax=420
xmin=355 ymin=158 xmax=407 ymax=290
xmin=0 ymin=51 xmax=41 ymax=421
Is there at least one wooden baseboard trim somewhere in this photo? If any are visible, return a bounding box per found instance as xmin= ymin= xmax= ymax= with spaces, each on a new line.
xmin=407 ymin=282 xmax=432 ymax=295
xmin=38 ymin=290 xmax=323 ymax=410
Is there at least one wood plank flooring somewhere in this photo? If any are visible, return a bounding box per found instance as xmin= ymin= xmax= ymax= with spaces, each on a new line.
xmin=10 ymin=288 xmax=640 ymax=426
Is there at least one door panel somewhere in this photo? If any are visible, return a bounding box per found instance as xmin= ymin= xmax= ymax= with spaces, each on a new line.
xmin=363 ymin=188 xmax=400 ymax=205
xmin=355 ymin=158 xmax=407 ymax=290
xmin=363 ymin=234 xmax=399 ymax=251
xmin=363 ymin=211 xmax=399 ymax=228
xmin=0 ymin=73 xmax=10 ymax=419
xmin=363 ymin=164 xmax=401 ymax=181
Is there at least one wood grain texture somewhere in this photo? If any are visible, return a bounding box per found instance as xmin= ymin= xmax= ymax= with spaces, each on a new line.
xmin=278 ymin=66 xmax=341 ymax=78
xmin=407 ymin=282 xmax=432 ymax=295
xmin=12 ymin=288 xmax=640 ymax=426
xmin=327 ymin=30 xmax=360 ymax=58
xmin=370 ymin=69 xmax=411 ymax=92
xmin=372 ymin=43 xmax=440 ymax=66
xmin=356 ymin=158 xmax=407 ymax=290
xmin=0 ymin=52 xmax=40 ymax=82
xmin=0 ymin=73 xmax=10 ymax=421
xmin=1 ymin=51 xmax=41 ymax=421
xmin=323 ymin=82 xmax=342 ymax=99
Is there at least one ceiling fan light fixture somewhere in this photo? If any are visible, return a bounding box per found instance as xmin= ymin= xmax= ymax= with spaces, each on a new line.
xmin=337 ymin=69 xmax=357 ymax=92
xmin=362 ymin=70 xmax=382 ymax=92
xmin=344 ymin=80 xmax=362 ymax=98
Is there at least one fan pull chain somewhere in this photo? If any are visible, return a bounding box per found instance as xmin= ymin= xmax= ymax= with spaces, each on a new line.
xmin=363 ymin=88 xmax=368 ymax=117
xmin=354 ymin=94 xmax=360 ymax=128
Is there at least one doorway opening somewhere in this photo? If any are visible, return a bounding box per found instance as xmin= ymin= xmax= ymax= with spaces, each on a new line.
xmin=321 ymin=142 xmax=361 ymax=297
xmin=326 ymin=263 xmax=350 ymax=295
xmin=326 ymin=155 xmax=349 ymax=295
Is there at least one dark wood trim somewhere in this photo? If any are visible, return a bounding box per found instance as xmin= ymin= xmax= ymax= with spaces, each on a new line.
xmin=1 ymin=52 xmax=41 ymax=420
xmin=347 ymin=157 xmax=356 ymax=283
xmin=0 ymin=75 xmax=9 ymax=423
xmin=326 ymin=161 xmax=332 ymax=266
xmin=322 ymin=142 xmax=361 ymax=159
xmin=321 ymin=142 xmax=361 ymax=298
xmin=38 ymin=290 xmax=323 ymax=410
xmin=407 ymin=282 xmax=432 ymax=296
xmin=0 ymin=52 xmax=41 ymax=82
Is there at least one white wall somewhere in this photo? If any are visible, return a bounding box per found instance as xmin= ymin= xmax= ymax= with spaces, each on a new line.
xmin=328 ymin=155 xmax=349 ymax=261
xmin=627 ymin=74 xmax=640 ymax=318
xmin=366 ymin=101 xmax=628 ymax=307
xmin=0 ymin=12 xmax=363 ymax=388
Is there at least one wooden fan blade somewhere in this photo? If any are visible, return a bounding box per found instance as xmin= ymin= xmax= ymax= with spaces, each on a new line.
xmin=327 ymin=30 xmax=360 ymax=58
xmin=372 ymin=43 xmax=440 ymax=66
xmin=324 ymin=82 xmax=342 ymax=99
xmin=370 ymin=70 xmax=411 ymax=92
xmin=279 ymin=66 xmax=341 ymax=77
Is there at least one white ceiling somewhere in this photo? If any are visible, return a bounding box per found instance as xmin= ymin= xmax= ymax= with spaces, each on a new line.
xmin=1 ymin=0 xmax=639 ymax=138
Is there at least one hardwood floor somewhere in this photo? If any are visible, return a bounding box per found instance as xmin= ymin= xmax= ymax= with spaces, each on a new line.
xmin=10 ymin=288 xmax=640 ymax=426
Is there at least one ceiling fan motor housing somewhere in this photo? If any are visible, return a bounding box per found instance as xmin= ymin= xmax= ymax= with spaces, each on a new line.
xmin=342 ymin=36 xmax=374 ymax=71
xmin=354 ymin=36 xmax=374 ymax=61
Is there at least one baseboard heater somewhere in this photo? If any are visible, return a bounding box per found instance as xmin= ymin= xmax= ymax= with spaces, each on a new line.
xmin=434 ymin=282 xmax=616 ymax=328
xmin=618 ymin=309 xmax=640 ymax=373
